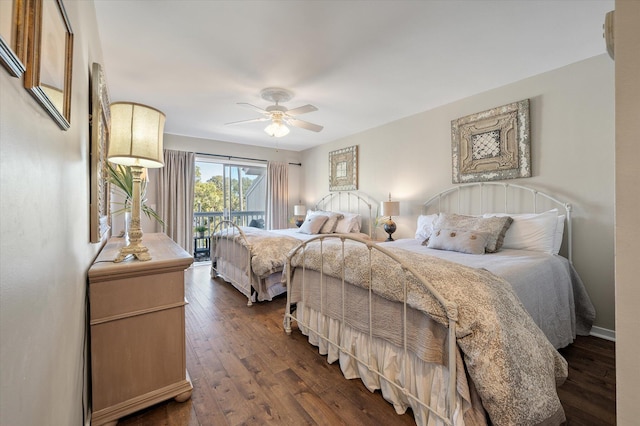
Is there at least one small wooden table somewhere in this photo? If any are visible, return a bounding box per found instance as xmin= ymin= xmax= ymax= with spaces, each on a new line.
xmin=88 ymin=234 xmax=193 ymax=425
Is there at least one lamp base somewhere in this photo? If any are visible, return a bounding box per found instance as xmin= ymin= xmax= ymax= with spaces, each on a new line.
xmin=113 ymin=165 xmax=152 ymax=263
xmin=383 ymin=219 xmax=397 ymax=242
xmin=295 ymin=219 xmax=304 ymax=227
xmin=114 ymin=241 xmax=151 ymax=262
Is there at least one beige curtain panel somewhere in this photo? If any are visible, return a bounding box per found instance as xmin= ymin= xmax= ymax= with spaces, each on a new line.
xmin=266 ymin=161 xmax=289 ymax=230
xmin=157 ymin=149 xmax=195 ymax=253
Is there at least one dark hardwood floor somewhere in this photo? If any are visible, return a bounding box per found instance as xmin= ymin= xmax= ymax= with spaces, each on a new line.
xmin=117 ymin=262 xmax=616 ymax=426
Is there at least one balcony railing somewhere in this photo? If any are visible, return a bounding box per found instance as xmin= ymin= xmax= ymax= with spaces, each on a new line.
xmin=193 ymin=210 xmax=265 ymax=236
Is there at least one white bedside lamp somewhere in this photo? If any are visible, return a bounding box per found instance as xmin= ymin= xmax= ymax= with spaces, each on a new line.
xmin=108 ymin=102 xmax=165 ymax=262
xmin=380 ymin=193 xmax=400 ymax=242
xmin=293 ymin=204 xmax=307 ymax=227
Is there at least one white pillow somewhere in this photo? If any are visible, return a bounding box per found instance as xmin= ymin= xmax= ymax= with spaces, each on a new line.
xmin=553 ymin=215 xmax=565 ymax=255
xmin=303 ymin=210 xmax=342 ymax=233
xmin=298 ymin=214 xmax=328 ymax=235
xmin=484 ymin=209 xmax=558 ymax=253
xmin=335 ymin=212 xmax=361 ymax=233
xmin=415 ymin=214 xmax=438 ymax=243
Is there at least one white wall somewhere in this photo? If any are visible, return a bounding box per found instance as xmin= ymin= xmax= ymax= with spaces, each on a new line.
xmin=614 ymin=0 xmax=640 ymax=422
xmin=0 ymin=1 xmax=105 ymax=424
xmin=301 ymin=55 xmax=615 ymax=332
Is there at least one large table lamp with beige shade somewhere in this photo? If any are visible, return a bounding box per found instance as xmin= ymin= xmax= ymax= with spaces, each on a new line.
xmin=108 ymin=102 xmax=165 ymax=262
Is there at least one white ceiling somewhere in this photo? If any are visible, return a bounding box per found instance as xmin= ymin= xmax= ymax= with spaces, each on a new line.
xmin=94 ymin=0 xmax=613 ymax=152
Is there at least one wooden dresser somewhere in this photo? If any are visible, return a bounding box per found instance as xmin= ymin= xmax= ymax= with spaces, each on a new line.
xmin=88 ymin=233 xmax=193 ymax=426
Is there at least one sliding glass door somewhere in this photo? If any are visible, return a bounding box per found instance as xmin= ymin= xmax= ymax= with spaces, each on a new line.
xmin=193 ymin=158 xmax=266 ymax=234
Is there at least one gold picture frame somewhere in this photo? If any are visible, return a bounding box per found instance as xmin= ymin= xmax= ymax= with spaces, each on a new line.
xmin=329 ymin=145 xmax=358 ymax=191
xmin=89 ymin=62 xmax=111 ymax=243
xmin=0 ymin=0 xmax=27 ymax=76
xmin=24 ymin=0 xmax=73 ymax=130
xmin=451 ymin=99 xmax=531 ymax=183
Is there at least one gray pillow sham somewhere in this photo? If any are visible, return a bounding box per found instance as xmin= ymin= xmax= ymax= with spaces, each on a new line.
xmin=433 ymin=213 xmax=513 ymax=253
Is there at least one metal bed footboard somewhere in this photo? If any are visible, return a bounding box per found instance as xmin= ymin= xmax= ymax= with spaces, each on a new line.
xmin=283 ymin=234 xmax=459 ymax=425
xmin=210 ymin=220 xmax=256 ymax=306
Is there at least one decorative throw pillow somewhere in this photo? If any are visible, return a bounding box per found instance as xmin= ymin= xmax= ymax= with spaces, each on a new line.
xmin=427 ymin=228 xmax=489 ymax=255
xmin=434 ymin=213 xmax=513 ymax=253
xmin=298 ymin=215 xmax=329 ymax=235
xmin=335 ymin=212 xmax=362 ymax=233
xmin=319 ymin=212 xmax=344 ymax=234
xmin=304 ymin=210 xmax=344 ymax=234
xmin=415 ymin=214 xmax=438 ymax=244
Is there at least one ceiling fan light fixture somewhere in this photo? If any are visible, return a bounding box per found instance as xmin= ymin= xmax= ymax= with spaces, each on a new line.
xmin=264 ymin=121 xmax=290 ymax=137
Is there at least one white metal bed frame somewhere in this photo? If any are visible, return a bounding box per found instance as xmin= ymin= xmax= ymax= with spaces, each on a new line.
xmin=211 ymin=191 xmax=376 ymax=306
xmin=313 ymin=191 xmax=375 ymax=238
xmin=283 ymin=183 xmax=575 ymax=426
xmin=284 ymin=235 xmax=459 ymax=424
xmin=423 ymin=182 xmax=573 ymax=262
xmin=211 ymin=220 xmax=257 ymax=305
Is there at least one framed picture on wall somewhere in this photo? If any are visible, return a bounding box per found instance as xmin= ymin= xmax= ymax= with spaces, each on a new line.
xmin=329 ymin=145 xmax=358 ymax=191
xmin=24 ymin=0 xmax=74 ymax=130
xmin=89 ymin=62 xmax=111 ymax=243
xmin=0 ymin=0 xmax=27 ymax=77
xmin=451 ymin=99 xmax=531 ymax=183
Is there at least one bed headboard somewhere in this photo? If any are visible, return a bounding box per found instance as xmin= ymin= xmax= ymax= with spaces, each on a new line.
xmin=314 ymin=191 xmax=376 ymax=238
xmin=423 ymin=182 xmax=573 ymax=262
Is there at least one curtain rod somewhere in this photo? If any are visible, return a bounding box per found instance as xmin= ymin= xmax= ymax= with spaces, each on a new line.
xmin=195 ymin=152 xmax=301 ymax=167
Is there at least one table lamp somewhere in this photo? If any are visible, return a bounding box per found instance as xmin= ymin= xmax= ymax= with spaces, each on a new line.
xmin=380 ymin=194 xmax=400 ymax=242
xmin=108 ymin=102 xmax=165 ymax=262
xmin=293 ymin=204 xmax=307 ymax=227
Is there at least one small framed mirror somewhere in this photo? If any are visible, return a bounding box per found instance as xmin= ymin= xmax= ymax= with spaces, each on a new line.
xmin=24 ymin=0 xmax=73 ymax=130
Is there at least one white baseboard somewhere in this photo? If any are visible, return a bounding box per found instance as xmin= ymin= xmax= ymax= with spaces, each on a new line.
xmin=590 ymin=326 xmax=616 ymax=342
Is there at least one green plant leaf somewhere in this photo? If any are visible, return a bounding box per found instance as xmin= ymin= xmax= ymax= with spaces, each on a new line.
xmin=107 ymin=162 xmax=164 ymax=228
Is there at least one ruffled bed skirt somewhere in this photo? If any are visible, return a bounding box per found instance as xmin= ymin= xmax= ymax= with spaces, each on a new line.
xmin=212 ymin=259 xmax=286 ymax=302
xmin=294 ymin=302 xmax=487 ymax=426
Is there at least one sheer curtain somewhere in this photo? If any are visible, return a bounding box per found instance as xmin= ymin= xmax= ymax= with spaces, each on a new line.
xmin=157 ymin=149 xmax=195 ymax=252
xmin=265 ymin=161 xmax=288 ymax=230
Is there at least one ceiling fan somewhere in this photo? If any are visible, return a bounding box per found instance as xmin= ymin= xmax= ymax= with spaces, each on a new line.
xmin=226 ymin=87 xmax=323 ymax=137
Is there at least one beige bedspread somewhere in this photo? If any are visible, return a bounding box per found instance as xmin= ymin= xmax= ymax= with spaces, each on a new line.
xmin=217 ymin=227 xmax=301 ymax=278
xmin=289 ymin=239 xmax=568 ymax=426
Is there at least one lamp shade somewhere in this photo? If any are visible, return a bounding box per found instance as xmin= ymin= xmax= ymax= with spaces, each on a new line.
xmin=380 ymin=201 xmax=400 ymax=217
xmin=108 ymin=102 xmax=165 ymax=168
xmin=264 ymin=120 xmax=290 ymax=137
xmin=294 ymin=205 xmax=307 ymax=216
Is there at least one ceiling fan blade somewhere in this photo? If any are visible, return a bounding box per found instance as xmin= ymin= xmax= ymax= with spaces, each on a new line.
xmin=225 ymin=117 xmax=269 ymax=126
xmin=286 ymin=118 xmax=323 ymax=132
xmin=284 ymin=104 xmax=317 ymax=116
xmin=237 ymin=102 xmax=269 ymax=114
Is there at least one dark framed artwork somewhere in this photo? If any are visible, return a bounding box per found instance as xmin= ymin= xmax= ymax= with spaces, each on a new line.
xmin=329 ymin=145 xmax=358 ymax=191
xmin=0 ymin=0 xmax=27 ymax=76
xmin=451 ymin=99 xmax=531 ymax=183
xmin=24 ymin=0 xmax=73 ymax=130
xmin=89 ymin=62 xmax=111 ymax=243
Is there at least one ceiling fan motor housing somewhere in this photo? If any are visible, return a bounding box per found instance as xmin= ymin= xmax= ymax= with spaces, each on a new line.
xmin=260 ymin=87 xmax=293 ymax=104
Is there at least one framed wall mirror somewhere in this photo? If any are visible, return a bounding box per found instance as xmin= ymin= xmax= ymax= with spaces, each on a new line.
xmin=24 ymin=0 xmax=73 ymax=130
xmin=0 ymin=0 xmax=27 ymax=76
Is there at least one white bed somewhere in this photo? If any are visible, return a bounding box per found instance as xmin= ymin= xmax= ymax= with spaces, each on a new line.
xmin=283 ymin=183 xmax=595 ymax=425
xmin=211 ymin=191 xmax=375 ymax=305
xmin=382 ymin=239 xmax=593 ymax=349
